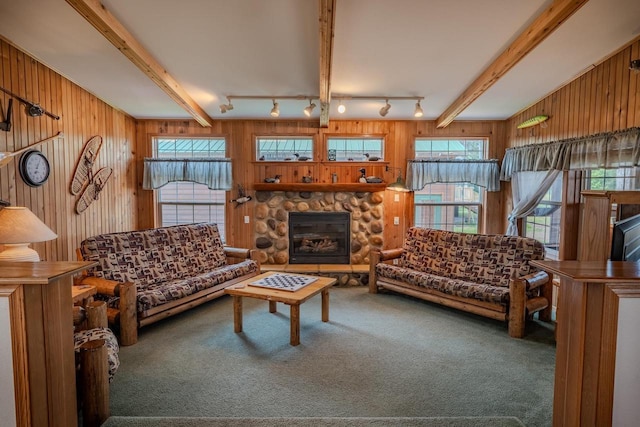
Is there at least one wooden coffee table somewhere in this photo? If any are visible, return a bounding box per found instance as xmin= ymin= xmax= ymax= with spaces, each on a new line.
xmin=224 ymin=271 xmax=336 ymax=346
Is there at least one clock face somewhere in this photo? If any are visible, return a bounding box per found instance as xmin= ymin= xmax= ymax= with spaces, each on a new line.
xmin=19 ymin=150 xmax=50 ymax=187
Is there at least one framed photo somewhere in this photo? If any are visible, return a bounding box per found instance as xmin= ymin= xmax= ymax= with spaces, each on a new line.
xmin=327 ymin=149 xmax=337 ymax=161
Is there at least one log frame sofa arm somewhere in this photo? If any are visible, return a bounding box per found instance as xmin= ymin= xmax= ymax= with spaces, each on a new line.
xmin=369 ymin=248 xmax=404 ymax=294
xmin=508 ymin=270 xmax=552 ymax=338
xmin=77 ymin=276 xmax=138 ymax=346
xmin=224 ymin=246 xmax=252 ymax=259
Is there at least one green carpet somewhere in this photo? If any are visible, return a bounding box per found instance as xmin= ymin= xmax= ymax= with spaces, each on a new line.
xmin=108 ymin=287 xmax=555 ymax=426
xmin=102 ymin=416 xmax=526 ymax=426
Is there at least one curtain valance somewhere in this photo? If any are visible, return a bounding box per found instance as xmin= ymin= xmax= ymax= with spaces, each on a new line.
xmin=500 ymin=127 xmax=640 ymax=181
xmin=407 ymin=159 xmax=501 ymax=192
xmin=143 ymin=158 xmax=232 ymax=190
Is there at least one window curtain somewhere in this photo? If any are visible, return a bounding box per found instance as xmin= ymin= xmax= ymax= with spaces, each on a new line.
xmin=500 ymin=127 xmax=640 ymax=180
xmin=407 ymin=159 xmax=501 ymax=191
xmin=142 ymin=158 xmax=232 ymax=190
xmin=506 ymin=169 xmax=561 ymax=236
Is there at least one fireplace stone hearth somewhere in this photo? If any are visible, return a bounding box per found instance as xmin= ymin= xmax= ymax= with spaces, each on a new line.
xmin=254 ymin=191 xmax=384 ymax=266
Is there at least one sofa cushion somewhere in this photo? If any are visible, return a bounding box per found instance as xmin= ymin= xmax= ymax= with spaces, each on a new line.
xmin=377 ymin=263 xmax=510 ymax=305
xmin=400 ymin=227 xmax=544 ymax=288
xmin=80 ymin=223 xmax=227 ymax=288
xmin=137 ymin=259 xmax=259 ymax=313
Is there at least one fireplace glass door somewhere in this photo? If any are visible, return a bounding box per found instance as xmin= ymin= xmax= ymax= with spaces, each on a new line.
xmin=288 ymin=212 xmax=350 ymax=264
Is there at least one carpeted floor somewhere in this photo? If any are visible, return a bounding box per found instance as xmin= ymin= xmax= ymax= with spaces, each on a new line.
xmin=108 ymin=287 xmax=555 ymax=426
xmin=102 ymin=416 xmax=526 ymax=426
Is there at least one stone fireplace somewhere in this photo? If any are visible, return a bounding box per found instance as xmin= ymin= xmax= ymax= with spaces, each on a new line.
xmin=289 ymin=212 xmax=350 ymax=264
xmin=253 ymin=190 xmax=384 ymax=266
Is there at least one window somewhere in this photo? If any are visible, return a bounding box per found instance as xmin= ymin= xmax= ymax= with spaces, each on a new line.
xmin=582 ymin=166 xmax=640 ymax=223
xmin=326 ymin=137 xmax=383 ymax=161
xmin=523 ymin=173 xmax=563 ymax=259
xmin=154 ymin=137 xmax=227 ymax=242
xmin=413 ymin=139 xmax=485 ymax=233
xmin=256 ymin=137 xmax=313 ymax=161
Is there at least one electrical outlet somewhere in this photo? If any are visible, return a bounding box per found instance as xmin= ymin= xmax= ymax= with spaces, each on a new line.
xmin=394 ymin=193 xmax=400 ymax=202
xmin=393 ymin=258 xmax=399 ymax=265
xmin=244 ymin=216 xmax=250 ymax=224
xmin=393 ymin=216 xmax=400 ymax=225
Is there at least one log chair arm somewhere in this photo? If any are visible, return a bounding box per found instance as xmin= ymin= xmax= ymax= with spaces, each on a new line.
xmin=74 ymin=300 xmax=110 ymax=426
xmin=369 ymin=248 xmax=404 ymax=294
xmin=77 ymin=276 xmax=138 ymax=346
xmin=508 ymin=270 xmax=551 ymax=338
xmin=224 ymin=247 xmax=261 ymax=271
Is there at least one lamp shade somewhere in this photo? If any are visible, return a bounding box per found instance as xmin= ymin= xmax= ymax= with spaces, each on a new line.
xmin=0 ymin=207 xmax=57 ymax=261
xmin=386 ymin=176 xmax=410 ymax=192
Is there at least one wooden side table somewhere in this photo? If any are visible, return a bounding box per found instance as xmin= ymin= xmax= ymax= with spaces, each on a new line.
xmin=72 ymin=284 xmax=97 ymax=306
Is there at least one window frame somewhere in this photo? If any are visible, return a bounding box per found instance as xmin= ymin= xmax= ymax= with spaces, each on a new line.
xmin=412 ymin=137 xmax=489 ymax=233
xmin=324 ymin=135 xmax=385 ymax=162
xmin=151 ymin=135 xmax=229 ymax=241
xmin=254 ymin=134 xmax=316 ymax=161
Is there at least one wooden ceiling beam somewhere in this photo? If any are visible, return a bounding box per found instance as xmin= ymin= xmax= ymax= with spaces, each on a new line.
xmin=65 ymin=0 xmax=213 ymax=127
xmin=436 ymin=0 xmax=589 ymax=128
xmin=319 ymin=0 xmax=336 ymax=128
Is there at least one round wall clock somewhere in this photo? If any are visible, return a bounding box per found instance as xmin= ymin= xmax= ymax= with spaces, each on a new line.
xmin=19 ymin=149 xmax=51 ymax=187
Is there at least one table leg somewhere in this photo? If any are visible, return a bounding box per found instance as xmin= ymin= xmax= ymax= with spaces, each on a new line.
xmin=233 ymin=296 xmax=243 ymax=333
xmin=321 ymin=288 xmax=329 ymax=322
xmin=290 ymin=304 xmax=300 ymax=346
xmin=269 ymin=300 xmax=277 ymax=313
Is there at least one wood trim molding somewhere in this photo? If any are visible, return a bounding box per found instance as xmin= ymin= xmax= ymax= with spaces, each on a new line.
xmin=0 ymin=285 xmax=30 ymax=427
xmin=65 ymin=0 xmax=214 ymax=127
xmin=436 ymin=0 xmax=589 ymax=128
xmin=319 ymin=0 xmax=336 ymax=128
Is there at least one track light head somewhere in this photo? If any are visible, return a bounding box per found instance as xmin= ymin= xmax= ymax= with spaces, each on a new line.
xmin=219 ymin=98 xmax=234 ymax=114
xmin=379 ymin=100 xmax=391 ymax=117
xmin=303 ymin=100 xmax=316 ymax=117
xmin=337 ymin=100 xmax=346 ymax=114
xmin=270 ymin=100 xmax=280 ymax=117
xmin=414 ymin=100 xmax=424 ymax=118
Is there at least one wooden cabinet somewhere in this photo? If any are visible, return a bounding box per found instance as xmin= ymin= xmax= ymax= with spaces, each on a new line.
xmin=0 ymin=261 xmax=97 ymax=427
xmin=578 ymin=191 xmax=640 ymax=260
xmin=531 ymin=260 xmax=640 ymax=427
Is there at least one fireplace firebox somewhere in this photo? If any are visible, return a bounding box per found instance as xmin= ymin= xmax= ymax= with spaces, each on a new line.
xmin=288 ymin=212 xmax=350 ymax=264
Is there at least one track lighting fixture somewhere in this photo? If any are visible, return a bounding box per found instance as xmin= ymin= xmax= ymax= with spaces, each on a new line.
xmin=414 ymin=100 xmax=424 ymax=118
xmin=379 ymin=100 xmax=391 ymax=117
xmin=219 ymin=98 xmax=234 ymax=114
xmin=221 ymin=94 xmax=424 ymax=118
xmin=303 ymin=100 xmax=316 ymax=117
xmin=332 ymin=95 xmax=423 ymax=118
xmin=270 ymin=99 xmax=280 ymax=117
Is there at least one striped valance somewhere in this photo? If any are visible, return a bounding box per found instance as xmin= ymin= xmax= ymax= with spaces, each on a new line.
xmin=500 ymin=127 xmax=640 ymax=181
xmin=407 ymin=159 xmax=501 ymax=192
xmin=143 ymin=158 xmax=232 ymax=190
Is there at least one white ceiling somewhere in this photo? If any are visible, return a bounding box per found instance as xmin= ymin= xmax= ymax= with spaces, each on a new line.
xmin=0 ymin=0 xmax=639 ymax=122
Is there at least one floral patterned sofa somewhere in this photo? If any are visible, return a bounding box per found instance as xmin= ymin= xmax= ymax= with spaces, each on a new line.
xmin=77 ymin=223 xmax=260 ymax=345
xmin=369 ymin=227 xmax=552 ymax=337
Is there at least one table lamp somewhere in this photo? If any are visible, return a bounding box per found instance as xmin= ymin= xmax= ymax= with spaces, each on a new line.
xmin=0 ymin=206 xmax=58 ymax=261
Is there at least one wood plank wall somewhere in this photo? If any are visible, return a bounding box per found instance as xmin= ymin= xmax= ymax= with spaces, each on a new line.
xmin=0 ymin=38 xmax=137 ymax=262
xmin=507 ymin=37 xmax=640 ymax=146
xmin=504 ymin=36 xmax=640 ymax=258
xmin=136 ymin=120 xmax=506 ymax=251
